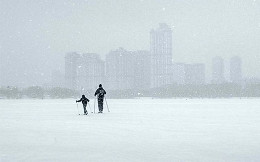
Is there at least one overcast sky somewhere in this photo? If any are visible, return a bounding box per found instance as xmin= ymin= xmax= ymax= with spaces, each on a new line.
xmin=0 ymin=0 xmax=259 ymax=86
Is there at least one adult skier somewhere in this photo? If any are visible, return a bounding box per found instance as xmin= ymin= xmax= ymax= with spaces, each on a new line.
xmin=76 ymin=95 xmax=90 ymax=115
xmin=94 ymin=84 xmax=106 ymax=113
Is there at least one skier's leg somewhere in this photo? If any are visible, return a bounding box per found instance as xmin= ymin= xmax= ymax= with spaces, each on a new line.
xmin=83 ymin=104 xmax=87 ymax=115
xmin=100 ymin=98 xmax=104 ymax=112
xmin=98 ymin=99 xmax=102 ymax=113
xmin=97 ymin=98 xmax=103 ymax=113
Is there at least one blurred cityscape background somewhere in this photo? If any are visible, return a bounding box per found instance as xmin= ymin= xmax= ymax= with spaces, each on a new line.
xmin=1 ymin=23 xmax=259 ymax=99
xmin=1 ymin=1 xmax=259 ymax=98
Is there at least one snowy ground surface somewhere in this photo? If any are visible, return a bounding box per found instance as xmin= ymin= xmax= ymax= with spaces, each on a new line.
xmin=0 ymin=98 xmax=260 ymax=162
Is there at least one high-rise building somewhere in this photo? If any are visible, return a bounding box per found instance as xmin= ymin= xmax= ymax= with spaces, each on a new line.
xmin=65 ymin=52 xmax=80 ymax=90
xmin=212 ymin=56 xmax=225 ymax=84
xmin=105 ymin=48 xmax=151 ymax=90
xmin=0 ymin=56 xmax=2 ymax=86
xmin=133 ymin=50 xmax=151 ymax=90
xmin=150 ymin=23 xmax=173 ymax=88
xmin=185 ymin=63 xmax=205 ymax=85
xmin=172 ymin=63 xmax=186 ymax=85
xmin=65 ymin=52 xmax=105 ymax=91
xmin=230 ymin=56 xmax=242 ymax=84
xmin=78 ymin=53 xmax=105 ymax=91
xmin=106 ymin=48 xmax=135 ymax=90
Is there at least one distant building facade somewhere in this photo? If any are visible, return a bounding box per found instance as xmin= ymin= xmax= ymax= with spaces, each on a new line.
xmin=65 ymin=52 xmax=105 ymax=91
xmin=106 ymin=48 xmax=135 ymax=90
xmin=150 ymin=23 xmax=173 ymax=88
xmin=105 ymin=48 xmax=151 ymax=90
xmin=230 ymin=56 xmax=242 ymax=84
xmin=184 ymin=63 xmax=205 ymax=85
xmin=212 ymin=56 xmax=225 ymax=84
xmin=78 ymin=53 xmax=105 ymax=91
xmin=132 ymin=50 xmax=151 ymax=90
xmin=172 ymin=63 xmax=186 ymax=85
xmin=172 ymin=63 xmax=205 ymax=85
xmin=65 ymin=52 xmax=80 ymax=90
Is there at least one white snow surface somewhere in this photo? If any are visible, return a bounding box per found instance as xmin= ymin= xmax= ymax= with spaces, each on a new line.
xmin=0 ymin=98 xmax=260 ymax=162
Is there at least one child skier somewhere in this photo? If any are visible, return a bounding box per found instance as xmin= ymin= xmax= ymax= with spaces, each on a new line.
xmin=76 ymin=95 xmax=90 ymax=115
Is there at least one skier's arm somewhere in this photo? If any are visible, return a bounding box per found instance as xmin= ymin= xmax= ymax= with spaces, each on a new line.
xmin=76 ymin=98 xmax=82 ymax=102
xmin=94 ymin=89 xmax=98 ymax=96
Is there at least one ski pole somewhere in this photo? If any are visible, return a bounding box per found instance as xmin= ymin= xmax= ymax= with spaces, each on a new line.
xmin=76 ymin=102 xmax=80 ymax=115
xmin=104 ymin=96 xmax=110 ymax=112
xmin=88 ymin=102 xmax=93 ymax=113
xmin=94 ymin=97 xmax=96 ymax=113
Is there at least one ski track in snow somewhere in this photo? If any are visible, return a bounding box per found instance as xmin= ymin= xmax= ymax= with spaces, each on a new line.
xmin=0 ymin=98 xmax=260 ymax=162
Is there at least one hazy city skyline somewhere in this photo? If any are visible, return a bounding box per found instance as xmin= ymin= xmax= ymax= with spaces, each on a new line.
xmin=1 ymin=0 xmax=259 ymax=87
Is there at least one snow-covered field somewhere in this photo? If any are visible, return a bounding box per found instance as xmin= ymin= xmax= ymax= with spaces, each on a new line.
xmin=0 ymin=98 xmax=260 ymax=162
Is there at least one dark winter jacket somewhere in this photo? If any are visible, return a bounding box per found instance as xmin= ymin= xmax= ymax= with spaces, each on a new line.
xmin=77 ymin=97 xmax=89 ymax=105
xmin=94 ymin=87 xmax=106 ymax=99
